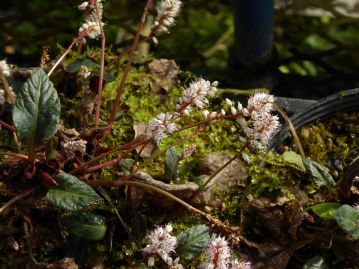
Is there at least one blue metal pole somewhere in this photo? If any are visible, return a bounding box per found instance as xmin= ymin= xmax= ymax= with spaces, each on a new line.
xmin=233 ymin=0 xmax=274 ymax=66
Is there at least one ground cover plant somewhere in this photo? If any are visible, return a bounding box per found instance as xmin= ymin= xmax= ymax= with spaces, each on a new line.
xmin=0 ymin=1 xmax=359 ymax=268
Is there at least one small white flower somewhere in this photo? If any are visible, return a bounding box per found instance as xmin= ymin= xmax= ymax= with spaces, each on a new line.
xmin=0 ymin=89 xmax=5 ymax=105
xmin=153 ymin=0 xmax=182 ymax=33
xmin=79 ymin=65 xmax=91 ymax=79
xmin=200 ymin=236 xmax=231 ymax=269
xmin=220 ymin=109 xmax=226 ymax=115
xmin=230 ymin=106 xmax=237 ymax=115
xmin=143 ymin=224 xmax=177 ymax=267
xmin=241 ymin=153 xmax=250 ymax=163
xmin=237 ymin=102 xmax=243 ymax=111
xmin=146 ymin=113 xmax=178 ymax=145
xmin=62 ymin=139 xmax=87 ymax=160
xmin=203 ymin=110 xmax=210 ymax=118
xmin=78 ymin=1 xmax=88 ymax=10
xmin=225 ymin=98 xmax=233 ymax=106
xmin=0 ymin=60 xmax=11 ymax=77
xmin=178 ymin=78 xmax=217 ymax=114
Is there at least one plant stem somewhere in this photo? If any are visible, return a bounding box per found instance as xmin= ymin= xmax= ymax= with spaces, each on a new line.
xmin=70 ymin=138 xmax=145 ymax=174
xmin=94 ymin=3 xmax=106 ymax=128
xmin=274 ymin=103 xmax=305 ymax=158
xmin=108 ymin=0 xmax=154 ymax=127
xmin=91 ymin=180 xmax=238 ymax=234
xmin=48 ymin=39 xmax=76 ymax=77
xmin=0 ymin=187 xmax=37 ymax=215
xmin=0 ymin=120 xmax=16 ymax=132
xmin=0 ymin=73 xmax=16 ymax=105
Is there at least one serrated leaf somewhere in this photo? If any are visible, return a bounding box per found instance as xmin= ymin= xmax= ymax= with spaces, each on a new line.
xmin=64 ymin=213 xmax=106 ymax=241
xmin=335 ymin=204 xmax=359 ymax=240
xmin=302 ymin=256 xmax=328 ymax=269
xmin=177 ymin=225 xmax=210 ymax=261
xmin=303 ymin=159 xmax=336 ymax=187
xmin=282 ymin=151 xmax=306 ymax=172
xmin=164 ymin=147 xmax=179 ymax=182
xmin=12 ymin=69 xmax=60 ymax=144
xmin=65 ymin=57 xmax=100 ymax=73
xmin=47 ymin=173 xmax=102 ymax=211
xmin=308 ymin=202 xmax=341 ymax=220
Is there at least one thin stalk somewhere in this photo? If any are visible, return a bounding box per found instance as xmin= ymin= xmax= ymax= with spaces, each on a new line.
xmin=0 ymin=187 xmax=37 ymax=215
xmin=108 ymin=0 xmax=154 ymax=127
xmin=48 ymin=40 xmax=76 ymax=77
xmin=90 ymin=180 xmax=238 ymax=234
xmin=94 ymin=3 xmax=106 ymax=128
xmin=274 ymin=103 xmax=305 ymax=158
xmin=0 ymin=73 xmax=15 ymax=105
xmin=0 ymin=120 xmax=16 ymax=132
xmin=70 ymin=138 xmax=145 ymax=174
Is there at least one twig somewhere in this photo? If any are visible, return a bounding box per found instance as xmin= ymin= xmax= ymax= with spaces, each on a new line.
xmin=70 ymin=138 xmax=146 ymax=174
xmin=94 ymin=2 xmax=106 ymax=128
xmin=108 ymin=0 xmax=154 ymax=127
xmin=0 ymin=187 xmax=37 ymax=215
xmin=48 ymin=39 xmax=77 ymax=76
xmin=0 ymin=73 xmax=16 ymax=105
xmin=274 ymin=103 xmax=305 ymax=158
xmin=90 ymin=180 xmax=239 ymax=235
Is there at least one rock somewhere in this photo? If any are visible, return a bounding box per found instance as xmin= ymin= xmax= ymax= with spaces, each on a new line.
xmin=130 ymin=152 xmax=247 ymax=209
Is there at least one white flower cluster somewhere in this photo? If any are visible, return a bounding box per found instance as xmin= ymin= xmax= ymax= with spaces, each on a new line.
xmin=145 ymin=78 xmax=217 ymax=145
xmin=78 ymin=0 xmax=105 ymax=40
xmin=143 ymin=224 xmax=251 ymax=269
xmin=0 ymin=86 xmax=15 ymax=105
xmin=62 ymin=139 xmax=87 ymax=160
xmin=143 ymin=224 xmax=183 ymax=268
xmin=177 ymin=79 xmax=218 ymax=115
xmin=200 ymin=236 xmax=231 ymax=269
xmin=221 ymin=93 xmax=280 ymax=149
xmin=79 ymin=65 xmax=91 ymax=79
xmin=152 ymin=0 xmax=182 ymax=35
xmin=0 ymin=59 xmax=11 ymax=77
xmin=179 ymin=144 xmax=196 ymax=160
xmin=146 ymin=112 xmax=178 ymax=145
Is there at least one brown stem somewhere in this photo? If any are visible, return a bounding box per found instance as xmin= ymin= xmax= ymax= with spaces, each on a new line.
xmin=94 ymin=3 xmax=106 ymax=128
xmin=0 ymin=187 xmax=37 ymax=215
xmin=274 ymin=103 xmax=305 ymax=158
xmin=0 ymin=73 xmax=16 ymax=105
xmin=48 ymin=39 xmax=77 ymax=76
xmin=70 ymin=138 xmax=145 ymax=174
xmin=91 ymin=180 xmax=239 ymax=234
xmin=0 ymin=119 xmax=16 ymax=132
xmin=108 ymin=0 xmax=154 ymax=127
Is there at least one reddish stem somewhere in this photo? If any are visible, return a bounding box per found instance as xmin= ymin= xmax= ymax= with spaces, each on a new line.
xmin=108 ymin=0 xmax=154 ymax=128
xmin=94 ymin=3 xmax=106 ymax=128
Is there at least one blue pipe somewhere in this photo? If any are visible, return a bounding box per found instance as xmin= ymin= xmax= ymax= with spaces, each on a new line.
xmin=233 ymin=0 xmax=274 ymax=66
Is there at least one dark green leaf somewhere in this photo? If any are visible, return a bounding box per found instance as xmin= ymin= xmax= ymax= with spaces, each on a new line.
xmin=91 ymin=70 xmax=116 ymax=82
xmin=12 ymin=69 xmax=60 ymax=144
xmin=65 ymin=57 xmax=100 ymax=73
xmin=282 ymin=151 xmax=306 ymax=172
xmin=47 ymin=173 xmax=102 ymax=211
xmin=303 ymin=159 xmax=336 ymax=187
xmin=129 ymin=212 xmax=147 ymax=242
xmin=308 ymin=202 xmax=341 ymax=220
xmin=177 ymin=224 xmax=210 ymax=261
xmin=164 ymin=147 xmax=179 ymax=182
xmin=302 ymin=256 xmax=328 ymax=269
xmin=335 ymin=204 xmax=359 ymax=240
xmin=64 ymin=213 xmax=106 ymax=241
